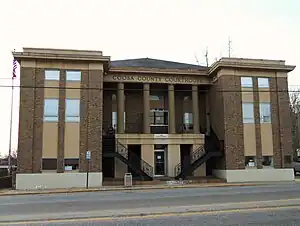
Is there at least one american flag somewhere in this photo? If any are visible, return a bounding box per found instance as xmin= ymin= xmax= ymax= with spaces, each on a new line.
xmin=12 ymin=59 xmax=17 ymax=79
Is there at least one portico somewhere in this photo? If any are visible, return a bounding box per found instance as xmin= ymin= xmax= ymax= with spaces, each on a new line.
xmin=103 ymin=71 xmax=210 ymax=178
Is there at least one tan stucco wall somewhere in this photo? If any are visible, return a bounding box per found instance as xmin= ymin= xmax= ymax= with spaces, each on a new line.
xmin=115 ymin=144 xmax=128 ymax=178
xmin=261 ymin=123 xmax=273 ymax=156
xmin=64 ymin=123 xmax=80 ymax=158
xmin=141 ymin=144 xmax=154 ymax=167
xmin=167 ymin=144 xmax=181 ymax=177
xmin=243 ymin=124 xmax=256 ymax=156
xmin=44 ymin=81 xmax=59 ymax=98
xmin=42 ymin=123 xmax=58 ymax=158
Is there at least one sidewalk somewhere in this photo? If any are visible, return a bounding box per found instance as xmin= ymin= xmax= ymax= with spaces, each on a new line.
xmin=0 ymin=182 xmax=273 ymax=196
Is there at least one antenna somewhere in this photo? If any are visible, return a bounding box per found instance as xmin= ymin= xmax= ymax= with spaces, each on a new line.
xmin=204 ymin=47 xmax=209 ymax=67
xmin=228 ymin=37 xmax=232 ymax=57
xmin=194 ymin=53 xmax=200 ymax=66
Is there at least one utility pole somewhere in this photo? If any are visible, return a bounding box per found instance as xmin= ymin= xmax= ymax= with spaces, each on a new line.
xmin=194 ymin=53 xmax=200 ymax=66
xmin=228 ymin=37 xmax=232 ymax=58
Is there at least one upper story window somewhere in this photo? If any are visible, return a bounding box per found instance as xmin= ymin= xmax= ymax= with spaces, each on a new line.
xmin=150 ymin=95 xmax=164 ymax=101
xmin=183 ymin=112 xmax=193 ymax=125
xmin=150 ymin=109 xmax=168 ymax=126
xmin=65 ymin=99 xmax=80 ymax=122
xmin=241 ymin=77 xmax=253 ymax=88
xmin=260 ymin=103 xmax=271 ymax=123
xmin=66 ymin=71 xmax=81 ymax=81
xmin=258 ymin=78 xmax=269 ymax=88
xmin=242 ymin=103 xmax=254 ymax=123
xmin=45 ymin=70 xmax=60 ymax=81
xmin=44 ymin=99 xmax=59 ymax=122
xmin=112 ymin=112 xmax=126 ymax=129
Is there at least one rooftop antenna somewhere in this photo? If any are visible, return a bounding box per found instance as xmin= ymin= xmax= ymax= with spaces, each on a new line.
xmin=228 ymin=37 xmax=232 ymax=57
xmin=194 ymin=52 xmax=200 ymax=66
xmin=204 ymin=47 xmax=209 ymax=67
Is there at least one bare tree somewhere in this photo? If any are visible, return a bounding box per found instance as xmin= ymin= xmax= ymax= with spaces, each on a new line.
xmin=289 ymin=88 xmax=300 ymax=160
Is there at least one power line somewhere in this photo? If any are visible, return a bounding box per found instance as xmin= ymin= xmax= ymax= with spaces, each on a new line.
xmin=0 ymin=84 xmax=297 ymax=93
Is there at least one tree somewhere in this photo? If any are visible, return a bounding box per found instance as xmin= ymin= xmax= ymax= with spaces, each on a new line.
xmin=289 ymin=88 xmax=300 ymax=160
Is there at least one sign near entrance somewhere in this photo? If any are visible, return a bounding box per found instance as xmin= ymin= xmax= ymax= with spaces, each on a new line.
xmin=104 ymin=74 xmax=210 ymax=85
xmin=86 ymin=151 xmax=91 ymax=160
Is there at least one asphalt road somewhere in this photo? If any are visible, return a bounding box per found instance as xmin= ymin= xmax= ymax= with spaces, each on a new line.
xmin=1 ymin=182 xmax=300 ymax=225
xmin=8 ymin=206 xmax=300 ymax=225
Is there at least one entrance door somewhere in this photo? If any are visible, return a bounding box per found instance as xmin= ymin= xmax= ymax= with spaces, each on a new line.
xmin=154 ymin=150 xmax=165 ymax=176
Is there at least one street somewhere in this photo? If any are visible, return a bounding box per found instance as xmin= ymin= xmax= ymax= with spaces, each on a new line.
xmin=1 ymin=182 xmax=300 ymax=225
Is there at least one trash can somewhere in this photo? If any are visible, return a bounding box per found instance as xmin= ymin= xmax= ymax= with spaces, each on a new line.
xmin=124 ymin=173 xmax=132 ymax=187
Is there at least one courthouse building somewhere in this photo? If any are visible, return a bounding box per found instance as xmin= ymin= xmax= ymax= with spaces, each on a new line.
xmin=13 ymin=47 xmax=295 ymax=189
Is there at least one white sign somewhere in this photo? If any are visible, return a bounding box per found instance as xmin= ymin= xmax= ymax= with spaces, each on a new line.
xmin=86 ymin=151 xmax=91 ymax=160
xmin=64 ymin=166 xmax=72 ymax=171
xmin=154 ymin=134 xmax=168 ymax=139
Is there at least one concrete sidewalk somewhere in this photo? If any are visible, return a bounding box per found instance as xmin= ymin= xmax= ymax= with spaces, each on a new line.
xmin=0 ymin=182 xmax=281 ymax=196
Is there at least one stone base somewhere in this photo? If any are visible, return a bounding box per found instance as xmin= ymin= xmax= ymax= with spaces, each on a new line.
xmin=16 ymin=172 xmax=103 ymax=190
xmin=213 ymin=169 xmax=295 ymax=183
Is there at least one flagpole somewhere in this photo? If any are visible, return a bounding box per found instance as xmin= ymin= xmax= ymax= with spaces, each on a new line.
xmin=8 ymin=77 xmax=14 ymax=175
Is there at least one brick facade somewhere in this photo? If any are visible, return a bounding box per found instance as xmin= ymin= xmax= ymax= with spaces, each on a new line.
xmin=14 ymin=49 xmax=295 ymax=176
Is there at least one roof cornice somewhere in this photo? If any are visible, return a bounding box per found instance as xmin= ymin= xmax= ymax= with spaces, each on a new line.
xmin=209 ymin=57 xmax=296 ymax=75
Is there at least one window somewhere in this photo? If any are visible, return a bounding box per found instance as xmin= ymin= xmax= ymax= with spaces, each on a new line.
xmin=44 ymin=99 xmax=59 ymax=122
xmin=112 ymin=112 xmax=126 ymax=129
xmin=65 ymin=99 xmax=80 ymax=122
xmin=242 ymin=103 xmax=254 ymax=123
xmin=258 ymin=78 xmax=269 ymax=88
xmin=150 ymin=110 xmax=168 ymax=125
xmin=66 ymin=71 xmax=81 ymax=81
xmin=245 ymin=156 xmax=256 ymax=167
xmin=241 ymin=77 xmax=253 ymax=88
xmin=262 ymin=156 xmax=273 ymax=167
xmin=183 ymin=112 xmax=193 ymax=131
xmin=45 ymin=70 xmax=60 ymax=81
xmin=259 ymin=103 xmax=271 ymax=123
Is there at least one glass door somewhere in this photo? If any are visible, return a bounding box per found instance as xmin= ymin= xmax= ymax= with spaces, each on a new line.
xmin=154 ymin=150 xmax=165 ymax=176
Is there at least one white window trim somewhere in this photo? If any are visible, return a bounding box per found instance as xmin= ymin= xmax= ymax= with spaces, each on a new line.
xmin=259 ymin=103 xmax=271 ymax=123
xmin=242 ymin=103 xmax=255 ymax=123
xmin=66 ymin=71 xmax=81 ymax=81
xmin=44 ymin=98 xmax=59 ymax=122
xmin=241 ymin=77 xmax=253 ymax=88
xmin=65 ymin=99 xmax=80 ymax=122
xmin=45 ymin=70 xmax=60 ymax=81
xmin=258 ymin=77 xmax=270 ymax=88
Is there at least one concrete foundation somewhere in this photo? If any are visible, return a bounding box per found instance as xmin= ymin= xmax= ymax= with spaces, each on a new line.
xmin=16 ymin=172 xmax=103 ymax=190
xmin=213 ymin=169 xmax=295 ymax=183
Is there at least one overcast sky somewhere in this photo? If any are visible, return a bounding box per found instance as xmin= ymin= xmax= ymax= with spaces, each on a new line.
xmin=0 ymin=0 xmax=299 ymax=156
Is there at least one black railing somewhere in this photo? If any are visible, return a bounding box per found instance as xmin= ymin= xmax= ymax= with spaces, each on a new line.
xmin=116 ymin=141 xmax=154 ymax=178
xmin=174 ymin=145 xmax=205 ymax=178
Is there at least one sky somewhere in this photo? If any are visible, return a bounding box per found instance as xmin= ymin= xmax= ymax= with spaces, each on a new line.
xmin=0 ymin=0 xmax=299 ymax=156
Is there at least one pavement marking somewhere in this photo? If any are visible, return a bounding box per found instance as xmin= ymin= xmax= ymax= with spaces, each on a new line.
xmin=1 ymin=204 xmax=300 ymax=225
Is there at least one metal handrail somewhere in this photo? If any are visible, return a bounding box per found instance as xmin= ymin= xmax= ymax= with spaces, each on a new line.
xmin=115 ymin=140 xmax=154 ymax=178
xmin=174 ymin=145 xmax=205 ymax=178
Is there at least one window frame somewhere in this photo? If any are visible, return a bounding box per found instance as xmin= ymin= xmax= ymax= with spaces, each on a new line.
xmin=112 ymin=112 xmax=126 ymax=129
xmin=65 ymin=99 xmax=80 ymax=122
xmin=258 ymin=77 xmax=270 ymax=88
xmin=66 ymin=70 xmax=81 ymax=81
xmin=259 ymin=102 xmax=271 ymax=123
xmin=44 ymin=98 xmax=59 ymax=122
xmin=241 ymin=77 xmax=253 ymax=88
xmin=150 ymin=110 xmax=168 ymax=126
xmin=45 ymin=70 xmax=60 ymax=81
xmin=242 ymin=102 xmax=254 ymax=123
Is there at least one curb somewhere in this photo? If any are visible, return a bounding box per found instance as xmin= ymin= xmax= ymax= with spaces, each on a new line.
xmin=0 ymin=182 xmax=267 ymax=197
